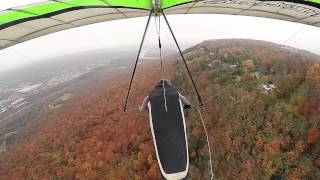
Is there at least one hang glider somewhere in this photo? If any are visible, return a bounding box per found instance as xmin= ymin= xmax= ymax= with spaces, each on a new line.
xmin=0 ymin=0 xmax=319 ymax=50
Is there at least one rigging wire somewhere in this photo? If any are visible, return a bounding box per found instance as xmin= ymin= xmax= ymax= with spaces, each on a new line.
xmin=202 ymin=84 xmax=234 ymax=105
xmin=191 ymin=74 xmax=255 ymax=180
xmin=161 ymin=10 xmax=203 ymax=106
xmin=196 ymin=106 xmax=214 ymax=180
xmin=123 ymin=10 xmax=153 ymax=112
xmin=283 ymin=24 xmax=306 ymax=45
xmin=9 ymin=47 xmax=54 ymax=91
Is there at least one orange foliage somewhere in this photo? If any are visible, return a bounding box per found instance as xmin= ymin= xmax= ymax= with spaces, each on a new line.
xmin=269 ymin=138 xmax=281 ymax=152
xmin=0 ymin=62 xmax=170 ymax=179
xmin=265 ymin=138 xmax=281 ymax=156
xmin=307 ymin=128 xmax=320 ymax=145
xmin=1 ymin=39 xmax=320 ymax=179
xmin=239 ymin=161 xmax=253 ymax=179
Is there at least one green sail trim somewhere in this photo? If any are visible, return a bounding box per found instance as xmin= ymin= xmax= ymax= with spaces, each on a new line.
xmin=0 ymin=0 xmax=153 ymax=26
xmin=100 ymin=0 xmax=153 ymax=9
xmin=67 ymin=0 xmax=153 ymax=9
xmin=21 ymin=2 xmax=75 ymax=16
xmin=308 ymin=0 xmax=320 ymax=3
xmin=0 ymin=11 xmax=35 ymax=25
xmin=160 ymin=0 xmax=193 ymax=9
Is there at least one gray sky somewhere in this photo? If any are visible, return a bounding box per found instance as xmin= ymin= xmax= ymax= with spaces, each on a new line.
xmin=0 ymin=1 xmax=320 ymax=73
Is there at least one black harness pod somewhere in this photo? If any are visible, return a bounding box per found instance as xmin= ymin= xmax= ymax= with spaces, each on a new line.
xmin=147 ymin=82 xmax=189 ymax=179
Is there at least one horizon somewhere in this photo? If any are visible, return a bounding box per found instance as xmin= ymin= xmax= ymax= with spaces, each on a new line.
xmin=0 ymin=14 xmax=320 ymax=73
xmin=0 ymin=38 xmax=319 ymax=77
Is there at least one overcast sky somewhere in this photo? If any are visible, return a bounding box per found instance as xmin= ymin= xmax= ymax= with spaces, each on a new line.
xmin=0 ymin=1 xmax=320 ymax=73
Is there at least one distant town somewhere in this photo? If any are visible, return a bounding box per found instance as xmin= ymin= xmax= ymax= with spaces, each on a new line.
xmin=0 ymin=64 xmax=105 ymax=118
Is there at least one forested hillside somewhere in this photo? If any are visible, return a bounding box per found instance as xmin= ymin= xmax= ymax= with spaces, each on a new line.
xmin=173 ymin=39 xmax=320 ymax=179
xmin=0 ymin=39 xmax=319 ymax=179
